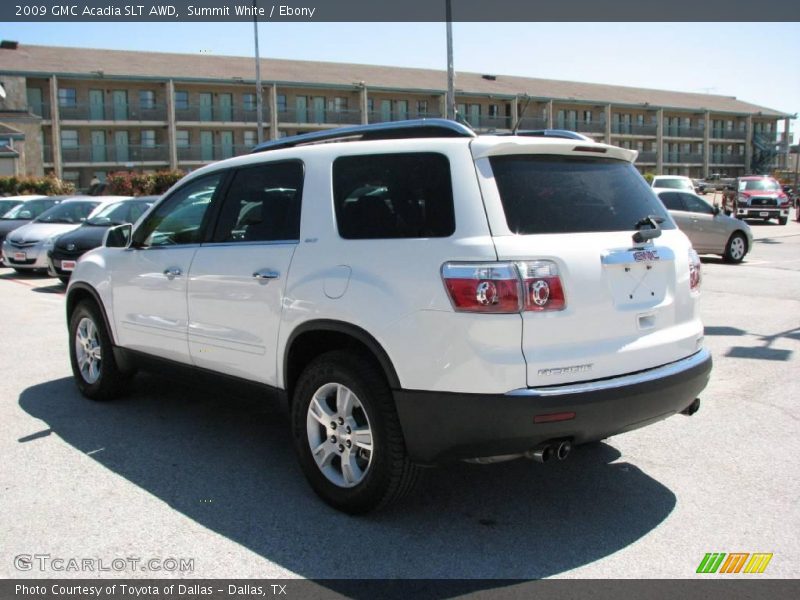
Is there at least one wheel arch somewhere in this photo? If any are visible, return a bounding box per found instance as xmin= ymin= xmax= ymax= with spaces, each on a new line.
xmin=283 ymin=320 xmax=401 ymax=404
xmin=66 ymin=283 xmax=116 ymax=345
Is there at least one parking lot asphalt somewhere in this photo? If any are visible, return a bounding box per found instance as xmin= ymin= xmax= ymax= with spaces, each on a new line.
xmin=1 ymin=212 xmax=798 ymax=582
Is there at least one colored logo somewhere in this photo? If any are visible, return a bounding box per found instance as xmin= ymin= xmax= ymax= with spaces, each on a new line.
xmin=696 ymin=552 xmax=773 ymax=574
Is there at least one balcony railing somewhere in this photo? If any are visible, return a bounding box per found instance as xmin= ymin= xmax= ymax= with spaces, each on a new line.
xmin=516 ymin=117 xmax=549 ymax=130
xmin=175 ymin=105 xmax=272 ymax=123
xmin=28 ymin=102 xmax=51 ymax=119
xmin=366 ymin=111 xmax=441 ymax=124
xmin=58 ymin=103 xmax=168 ymax=121
xmin=635 ymin=151 xmax=657 ymax=163
xmin=611 ymin=124 xmax=657 ymax=136
xmin=664 ymin=152 xmax=704 ymax=164
xmin=710 ymin=154 xmax=746 ymax=165
xmin=663 ymin=126 xmax=705 ymax=138
xmin=176 ymin=144 xmax=251 ymax=162
xmin=710 ymin=129 xmax=747 ymax=140
xmin=573 ymin=121 xmax=606 ymax=134
xmin=277 ymin=108 xmax=361 ymax=125
xmin=46 ymin=144 xmax=170 ymax=164
xmin=468 ymin=115 xmax=512 ymax=130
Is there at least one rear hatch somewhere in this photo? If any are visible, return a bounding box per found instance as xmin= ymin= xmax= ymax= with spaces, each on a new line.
xmin=472 ymin=139 xmax=703 ymax=387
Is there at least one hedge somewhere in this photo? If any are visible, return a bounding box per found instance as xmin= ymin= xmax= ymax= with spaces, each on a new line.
xmin=0 ymin=174 xmax=75 ymax=196
xmin=105 ymin=170 xmax=185 ymax=196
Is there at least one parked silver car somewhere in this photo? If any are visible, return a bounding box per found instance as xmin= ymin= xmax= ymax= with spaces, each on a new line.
xmin=656 ymin=189 xmax=753 ymax=263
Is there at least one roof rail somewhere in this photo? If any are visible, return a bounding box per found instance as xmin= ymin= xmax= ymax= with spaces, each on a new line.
xmin=503 ymin=129 xmax=595 ymax=142
xmin=250 ymin=118 xmax=476 ymax=153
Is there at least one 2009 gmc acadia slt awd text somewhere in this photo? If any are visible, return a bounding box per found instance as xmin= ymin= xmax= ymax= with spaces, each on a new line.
xmin=65 ymin=120 xmax=712 ymax=513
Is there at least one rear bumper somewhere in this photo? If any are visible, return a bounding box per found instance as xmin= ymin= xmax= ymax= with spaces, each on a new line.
xmin=394 ymin=349 xmax=712 ymax=465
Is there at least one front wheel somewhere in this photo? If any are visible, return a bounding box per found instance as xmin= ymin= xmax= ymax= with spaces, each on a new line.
xmin=58 ymin=275 xmax=70 ymax=285
xmin=778 ymin=217 xmax=787 ymax=226
xmin=68 ymin=301 xmax=131 ymax=400
xmin=723 ymin=232 xmax=748 ymax=264
xmin=291 ymin=351 xmax=419 ymax=514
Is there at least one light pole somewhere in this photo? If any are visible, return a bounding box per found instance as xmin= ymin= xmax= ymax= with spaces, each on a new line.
xmin=254 ymin=0 xmax=265 ymax=144
xmin=445 ymin=0 xmax=455 ymax=120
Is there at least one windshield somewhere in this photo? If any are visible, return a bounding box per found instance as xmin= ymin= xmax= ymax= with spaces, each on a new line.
xmin=34 ymin=201 xmax=100 ymax=224
xmin=2 ymin=199 xmax=58 ymax=220
xmin=0 ymin=200 xmax=23 ymax=217
xmin=654 ymin=178 xmax=693 ymax=190
xmin=87 ymin=200 xmax=153 ymax=226
xmin=489 ymin=155 xmax=673 ymax=235
xmin=740 ymin=179 xmax=780 ymax=192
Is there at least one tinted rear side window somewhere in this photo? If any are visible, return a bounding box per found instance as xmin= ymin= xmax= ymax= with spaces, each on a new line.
xmin=333 ymin=153 xmax=455 ymax=239
xmin=489 ymin=155 xmax=673 ymax=234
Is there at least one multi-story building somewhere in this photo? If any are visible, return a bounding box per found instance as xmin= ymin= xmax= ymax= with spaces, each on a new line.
xmin=0 ymin=42 xmax=794 ymax=188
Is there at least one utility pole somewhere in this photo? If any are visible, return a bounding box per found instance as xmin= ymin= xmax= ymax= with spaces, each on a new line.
xmin=254 ymin=0 xmax=265 ymax=144
xmin=445 ymin=0 xmax=455 ymax=120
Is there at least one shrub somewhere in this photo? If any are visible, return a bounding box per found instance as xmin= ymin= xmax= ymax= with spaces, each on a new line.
xmin=105 ymin=169 xmax=184 ymax=196
xmin=642 ymin=171 xmax=656 ymax=184
xmin=0 ymin=174 xmax=74 ymax=196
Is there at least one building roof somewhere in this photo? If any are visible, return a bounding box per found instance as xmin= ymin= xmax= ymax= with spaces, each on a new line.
xmin=0 ymin=43 xmax=792 ymax=118
xmin=0 ymin=122 xmax=24 ymax=139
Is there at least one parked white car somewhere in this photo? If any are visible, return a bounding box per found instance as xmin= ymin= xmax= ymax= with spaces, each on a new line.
xmin=1 ymin=196 xmax=130 ymax=273
xmin=65 ymin=120 xmax=711 ymax=513
xmin=651 ymin=175 xmax=696 ymax=193
xmin=657 ymin=190 xmax=753 ymax=263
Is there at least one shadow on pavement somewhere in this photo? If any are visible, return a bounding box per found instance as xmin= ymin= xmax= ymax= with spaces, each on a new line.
xmin=20 ymin=374 xmax=677 ymax=588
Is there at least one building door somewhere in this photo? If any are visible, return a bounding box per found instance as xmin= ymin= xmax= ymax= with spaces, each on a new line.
xmin=468 ymin=104 xmax=481 ymax=128
xmin=218 ymin=93 xmax=233 ymax=121
xmin=199 ymin=93 xmax=213 ymax=121
xmin=89 ymin=90 xmax=104 ymax=120
xmin=91 ymin=131 xmax=106 ymax=162
xmin=311 ymin=96 xmax=325 ymax=123
xmin=295 ymin=96 xmax=308 ymax=123
xmin=380 ymin=100 xmax=391 ymax=122
xmin=27 ymin=88 xmax=44 ymax=117
xmin=200 ymin=131 xmax=214 ymax=161
xmin=395 ymin=100 xmax=408 ymax=121
xmin=114 ymin=130 xmax=129 ymax=162
xmin=220 ymin=131 xmax=234 ymax=159
xmin=112 ymin=90 xmax=128 ymax=120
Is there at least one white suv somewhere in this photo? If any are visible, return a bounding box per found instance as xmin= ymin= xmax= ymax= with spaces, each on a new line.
xmin=65 ymin=120 xmax=711 ymax=513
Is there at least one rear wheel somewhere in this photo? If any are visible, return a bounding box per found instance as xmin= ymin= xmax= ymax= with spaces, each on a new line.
xmin=778 ymin=217 xmax=787 ymax=226
xmin=291 ymin=351 xmax=419 ymax=514
xmin=723 ymin=232 xmax=747 ymax=264
xmin=68 ymin=300 xmax=131 ymax=400
xmin=58 ymin=276 xmax=70 ymax=285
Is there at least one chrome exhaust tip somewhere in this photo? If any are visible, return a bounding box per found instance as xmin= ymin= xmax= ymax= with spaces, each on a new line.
xmin=556 ymin=440 xmax=572 ymax=461
xmin=527 ymin=443 xmax=554 ymax=463
xmin=681 ymin=398 xmax=701 ymax=416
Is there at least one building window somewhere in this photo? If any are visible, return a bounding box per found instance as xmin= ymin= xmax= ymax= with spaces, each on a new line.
xmin=276 ymin=94 xmax=287 ymax=112
xmin=61 ymin=130 xmax=78 ymax=148
xmin=488 ymin=104 xmax=498 ymax=118
xmin=140 ymin=90 xmax=156 ymax=109
xmin=176 ymin=130 xmax=190 ymax=147
xmin=141 ymin=130 xmax=156 ymax=148
xmin=367 ymin=98 xmax=374 ymax=113
xmin=244 ymin=131 xmax=257 ymax=147
xmin=418 ymin=100 xmax=429 ymax=116
xmin=583 ymin=110 xmax=592 ymax=123
xmin=636 ymin=114 xmax=645 ymax=126
xmin=243 ymin=93 xmax=256 ymax=111
xmin=174 ymin=91 xmax=189 ymax=110
xmin=58 ymin=88 xmax=77 ymax=108
xmin=333 ymin=97 xmax=348 ymax=112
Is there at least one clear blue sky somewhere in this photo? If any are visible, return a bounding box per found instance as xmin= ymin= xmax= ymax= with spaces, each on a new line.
xmin=7 ymin=21 xmax=800 ymax=143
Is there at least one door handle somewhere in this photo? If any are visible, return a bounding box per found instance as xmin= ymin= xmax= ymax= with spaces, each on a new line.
xmin=253 ymin=269 xmax=280 ymax=280
xmin=163 ymin=267 xmax=182 ymax=280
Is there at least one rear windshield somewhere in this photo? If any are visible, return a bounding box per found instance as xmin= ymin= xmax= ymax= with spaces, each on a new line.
xmin=489 ymin=155 xmax=673 ymax=234
xmin=653 ymin=177 xmax=693 ymax=190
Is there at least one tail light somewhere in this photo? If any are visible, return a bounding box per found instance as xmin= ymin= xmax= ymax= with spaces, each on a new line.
xmin=442 ymin=261 xmax=566 ymax=313
xmin=688 ymin=249 xmax=701 ymax=292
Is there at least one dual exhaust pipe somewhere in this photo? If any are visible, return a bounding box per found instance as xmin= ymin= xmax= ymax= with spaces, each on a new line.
xmin=526 ymin=439 xmax=572 ymax=463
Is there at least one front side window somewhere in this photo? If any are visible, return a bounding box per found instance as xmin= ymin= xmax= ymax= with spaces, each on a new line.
xmin=134 ymin=174 xmax=221 ymax=247
xmin=333 ymin=153 xmax=455 ymax=239
xmin=213 ymin=161 xmax=304 ymax=243
xmin=681 ymin=194 xmax=714 ymax=215
xmin=658 ymin=192 xmax=685 ymax=211
xmin=489 ymin=155 xmax=673 ymax=235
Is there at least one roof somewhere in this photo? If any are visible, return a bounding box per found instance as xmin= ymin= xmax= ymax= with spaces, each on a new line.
xmin=0 ymin=122 xmax=25 ymax=140
xmin=0 ymin=43 xmax=792 ymax=118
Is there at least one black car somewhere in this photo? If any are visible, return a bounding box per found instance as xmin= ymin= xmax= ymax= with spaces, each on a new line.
xmin=48 ymin=196 xmax=156 ymax=283
xmin=0 ymin=197 xmax=67 ymax=265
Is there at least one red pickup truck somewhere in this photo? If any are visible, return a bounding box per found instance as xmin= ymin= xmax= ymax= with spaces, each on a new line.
xmin=722 ymin=176 xmax=792 ymax=225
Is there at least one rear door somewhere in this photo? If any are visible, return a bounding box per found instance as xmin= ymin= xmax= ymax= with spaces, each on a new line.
xmin=186 ymin=160 xmax=303 ymax=385
xmin=473 ymin=144 xmax=702 ymax=388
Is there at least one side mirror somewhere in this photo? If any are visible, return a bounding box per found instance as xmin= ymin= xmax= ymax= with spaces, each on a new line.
xmin=104 ymin=223 xmax=132 ymax=248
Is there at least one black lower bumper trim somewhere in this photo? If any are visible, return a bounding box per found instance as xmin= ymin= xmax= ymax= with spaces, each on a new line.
xmin=394 ymin=351 xmax=712 ymax=465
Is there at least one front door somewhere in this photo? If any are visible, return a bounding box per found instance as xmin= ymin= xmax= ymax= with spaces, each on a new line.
xmin=112 ymin=90 xmax=128 ymax=120
xmin=380 ymin=100 xmax=391 ymax=122
xmin=200 ymin=131 xmax=214 ymax=161
xmin=111 ymin=173 xmax=222 ymax=364
xmin=295 ymin=96 xmax=308 ymax=123
xmin=90 ymin=130 xmax=106 ymax=162
xmin=199 ymin=93 xmax=213 ymax=121
xmin=187 ymin=161 xmax=303 ymax=384
xmin=312 ymin=96 xmax=325 ymax=123
xmin=89 ymin=89 xmax=104 ymax=120
xmin=26 ymin=87 xmax=44 ymax=117
xmin=114 ymin=130 xmax=129 ymax=163
xmin=218 ymin=93 xmax=233 ymax=121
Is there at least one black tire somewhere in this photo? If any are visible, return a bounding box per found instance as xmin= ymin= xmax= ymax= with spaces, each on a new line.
xmin=68 ymin=300 xmax=132 ymax=401
xmin=58 ymin=276 xmax=70 ymax=285
xmin=291 ymin=350 xmax=419 ymax=514
xmin=723 ymin=231 xmax=748 ymax=264
xmin=778 ymin=217 xmax=787 ymax=226
xmin=12 ymin=267 xmax=28 ymax=274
